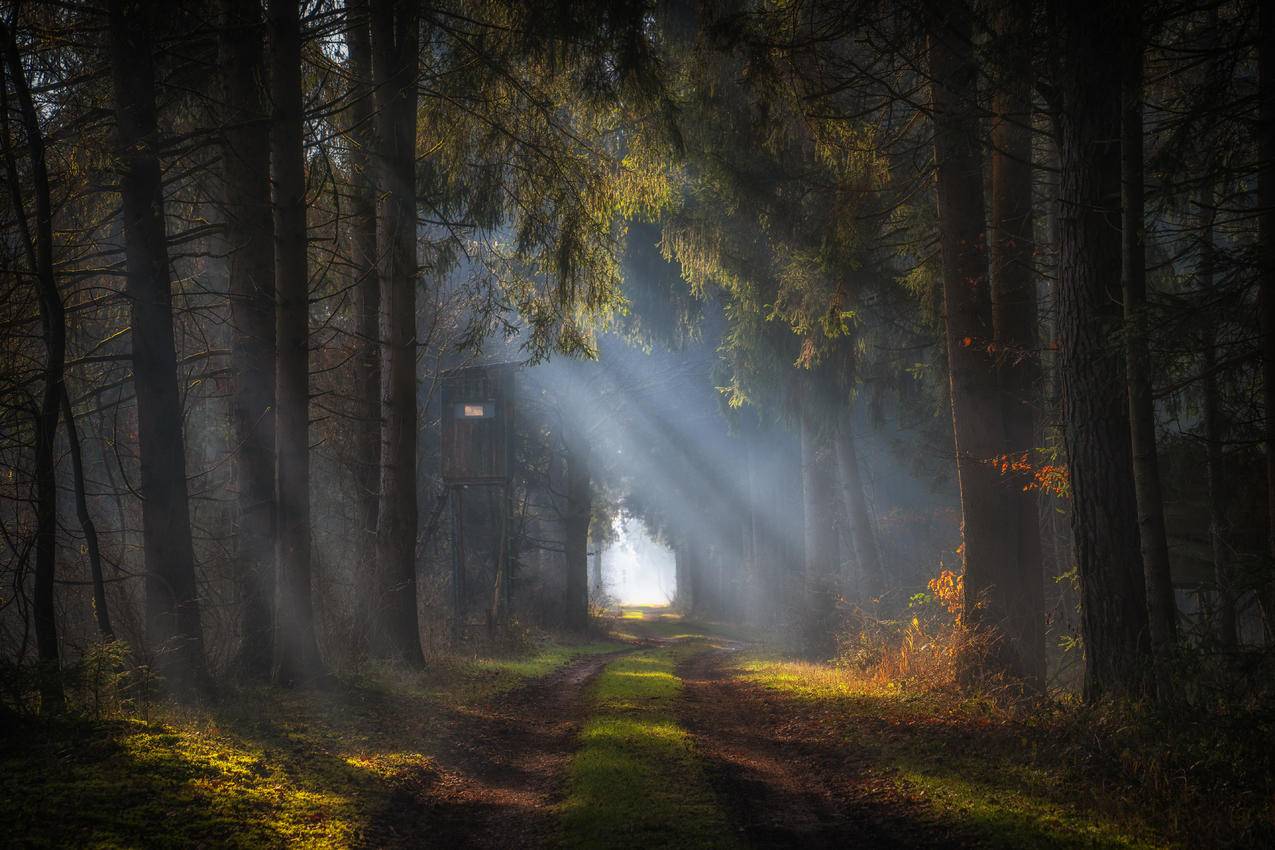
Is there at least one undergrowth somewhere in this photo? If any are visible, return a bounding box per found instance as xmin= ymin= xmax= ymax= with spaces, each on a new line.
xmin=736 ymin=647 xmax=1275 ymax=849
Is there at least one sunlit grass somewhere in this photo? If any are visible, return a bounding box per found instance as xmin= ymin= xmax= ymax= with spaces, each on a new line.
xmin=1 ymin=635 xmax=621 ymax=849
xmin=733 ymin=653 xmax=1176 ymax=849
xmin=737 ymin=654 xmax=878 ymax=700
xmin=561 ymin=629 xmax=737 ymax=849
xmin=3 ymin=716 xmax=362 ymax=848
xmin=897 ymin=768 xmax=1158 ymax=850
xmin=469 ymin=640 xmax=621 ymax=685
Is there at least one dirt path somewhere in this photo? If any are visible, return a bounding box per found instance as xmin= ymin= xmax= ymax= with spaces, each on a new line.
xmin=676 ymin=646 xmax=971 ymax=850
xmin=364 ymin=650 xmax=624 ymax=849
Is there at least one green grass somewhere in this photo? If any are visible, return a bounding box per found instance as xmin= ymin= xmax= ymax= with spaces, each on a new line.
xmin=610 ymin=605 xmax=757 ymax=645
xmin=436 ymin=638 xmax=621 ymax=698
xmin=561 ymin=612 xmax=738 ymax=849
xmin=0 ymin=636 xmax=621 ymax=849
xmin=736 ymin=653 xmax=1271 ymax=850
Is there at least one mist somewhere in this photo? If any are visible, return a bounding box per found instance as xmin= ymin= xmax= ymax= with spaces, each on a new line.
xmin=601 ymin=516 xmax=676 ymax=606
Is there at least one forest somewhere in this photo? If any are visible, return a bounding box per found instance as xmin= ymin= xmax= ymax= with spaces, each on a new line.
xmin=1 ymin=0 xmax=1273 ymax=847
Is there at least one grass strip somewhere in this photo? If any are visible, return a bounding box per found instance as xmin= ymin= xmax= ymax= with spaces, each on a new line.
xmin=560 ymin=644 xmax=738 ymax=850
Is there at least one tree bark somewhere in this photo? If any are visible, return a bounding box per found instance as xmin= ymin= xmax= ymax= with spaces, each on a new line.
xmin=800 ymin=391 xmax=837 ymax=655
xmin=345 ymin=0 xmax=382 ymax=654
xmin=62 ymin=390 xmax=112 ymax=640
xmin=687 ymin=536 xmax=707 ymax=616
xmin=1052 ymin=0 xmax=1154 ymax=700
xmin=674 ymin=540 xmax=687 ymax=611
xmin=1259 ymin=0 xmax=1275 ymax=641
xmin=989 ymin=0 xmax=1046 ymax=688
xmin=590 ymin=535 xmax=603 ymax=594
xmin=371 ymin=0 xmax=423 ymax=663
xmin=1120 ymin=2 xmax=1177 ymax=689
xmin=107 ymin=0 xmax=207 ymax=692
xmin=1199 ymin=176 xmax=1236 ymax=649
xmin=800 ymin=395 xmax=837 ymax=583
xmin=835 ymin=407 xmax=883 ymax=601
xmin=928 ymin=1 xmax=1019 ymax=679
xmin=269 ymin=0 xmax=323 ymax=684
xmin=220 ymin=0 xmax=276 ymax=680
xmin=563 ymin=433 xmax=591 ymax=630
xmin=1 ymin=24 xmax=67 ymax=708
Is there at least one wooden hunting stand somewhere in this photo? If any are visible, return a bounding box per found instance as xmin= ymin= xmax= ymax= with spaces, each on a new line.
xmin=440 ymin=363 xmax=516 ymax=641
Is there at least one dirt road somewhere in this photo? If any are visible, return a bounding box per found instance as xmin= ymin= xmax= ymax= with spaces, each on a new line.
xmin=677 ymin=646 xmax=970 ymax=849
xmin=382 ymin=636 xmax=966 ymax=849
xmin=363 ymin=651 xmax=621 ymax=849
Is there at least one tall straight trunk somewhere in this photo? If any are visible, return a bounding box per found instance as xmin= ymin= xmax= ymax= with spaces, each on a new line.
xmin=800 ymin=399 xmax=837 ymax=583
xmin=1199 ymin=178 xmax=1236 ymax=648
xmin=687 ymin=536 xmax=707 ymax=616
xmin=989 ymin=0 xmax=1046 ymax=688
xmin=1259 ymin=0 xmax=1275 ymax=641
xmin=835 ymin=408 xmax=883 ymax=600
xmin=1 ymin=26 xmax=66 ymax=708
xmin=563 ymin=435 xmax=591 ymax=630
xmin=745 ymin=437 xmax=761 ymax=588
xmin=928 ymin=2 xmax=1018 ymax=678
xmin=1052 ymin=0 xmax=1154 ymax=700
xmin=345 ymin=0 xmax=382 ymax=653
xmin=589 ymin=537 xmax=602 ymax=594
xmin=1120 ymin=4 xmax=1177 ymax=687
xmin=269 ymin=0 xmax=323 ymax=684
xmin=674 ymin=540 xmax=688 ymax=610
xmin=800 ymin=392 xmax=837 ymax=656
xmin=107 ymin=0 xmax=207 ymax=691
xmin=220 ymin=0 xmax=276 ymax=680
xmin=371 ymin=0 xmax=422 ymax=663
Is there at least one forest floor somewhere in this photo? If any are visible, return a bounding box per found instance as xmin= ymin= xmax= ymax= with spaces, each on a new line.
xmin=3 ymin=607 xmax=1271 ymax=848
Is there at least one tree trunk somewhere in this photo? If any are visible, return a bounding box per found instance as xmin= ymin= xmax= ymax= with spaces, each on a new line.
xmin=563 ymin=434 xmax=591 ymax=630
xmin=835 ymin=407 xmax=883 ymax=601
xmin=928 ymin=1 xmax=1019 ymax=679
xmin=1052 ymin=0 xmax=1154 ymax=700
xmin=371 ymin=0 xmax=423 ymax=663
xmin=1120 ymin=3 xmax=1177 ymax=690
xmin=989 ymin=0 xmax=1046 ymax=688
xmin=62 ymin=390 xmax=111 ymax=640
xmin=800 ymin=393 xmax=837 ymax=655
xmin=269 ymin=0 xmax=323 ymax=684
xmin=590 ymin=536 xmax=603 ymax=594
xmin=220 ymin=0 xmax=276 ymax=680
xmin=345 ymin=0 xmax=382 ymax=654
xmin=1 ymin=24 xmax=67 ymax=709
xmin=1199 ymin=177 xmax=1236 ymax=649
xmin=1259 ymin=0 xmax=1275 ymax=642
xmin=800 ymin=397 xmax=837 ymax=583
xmin=687 ymin=536 xmax=706 ymax=616
xmin=674 ymin=540 xmax=687 ymax=611
xmin=107 ymin=0 xmax=207 ymax=692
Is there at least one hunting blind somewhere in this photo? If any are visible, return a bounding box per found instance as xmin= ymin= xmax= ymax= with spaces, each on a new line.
xmin=440 ymin=363 xmax=517 ymax=640
xmin=441 ymin=364 xmax=515 ymax=484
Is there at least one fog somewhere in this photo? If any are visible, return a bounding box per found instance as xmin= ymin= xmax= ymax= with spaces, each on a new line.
xmin=602 ymin=516 xmax=676 ymax=606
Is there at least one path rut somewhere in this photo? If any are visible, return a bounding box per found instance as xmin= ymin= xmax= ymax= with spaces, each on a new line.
xmin=676 ymin=646 xmax=970 ymax=849
xmin=363 ymin=650 xmax=623 ymax=849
